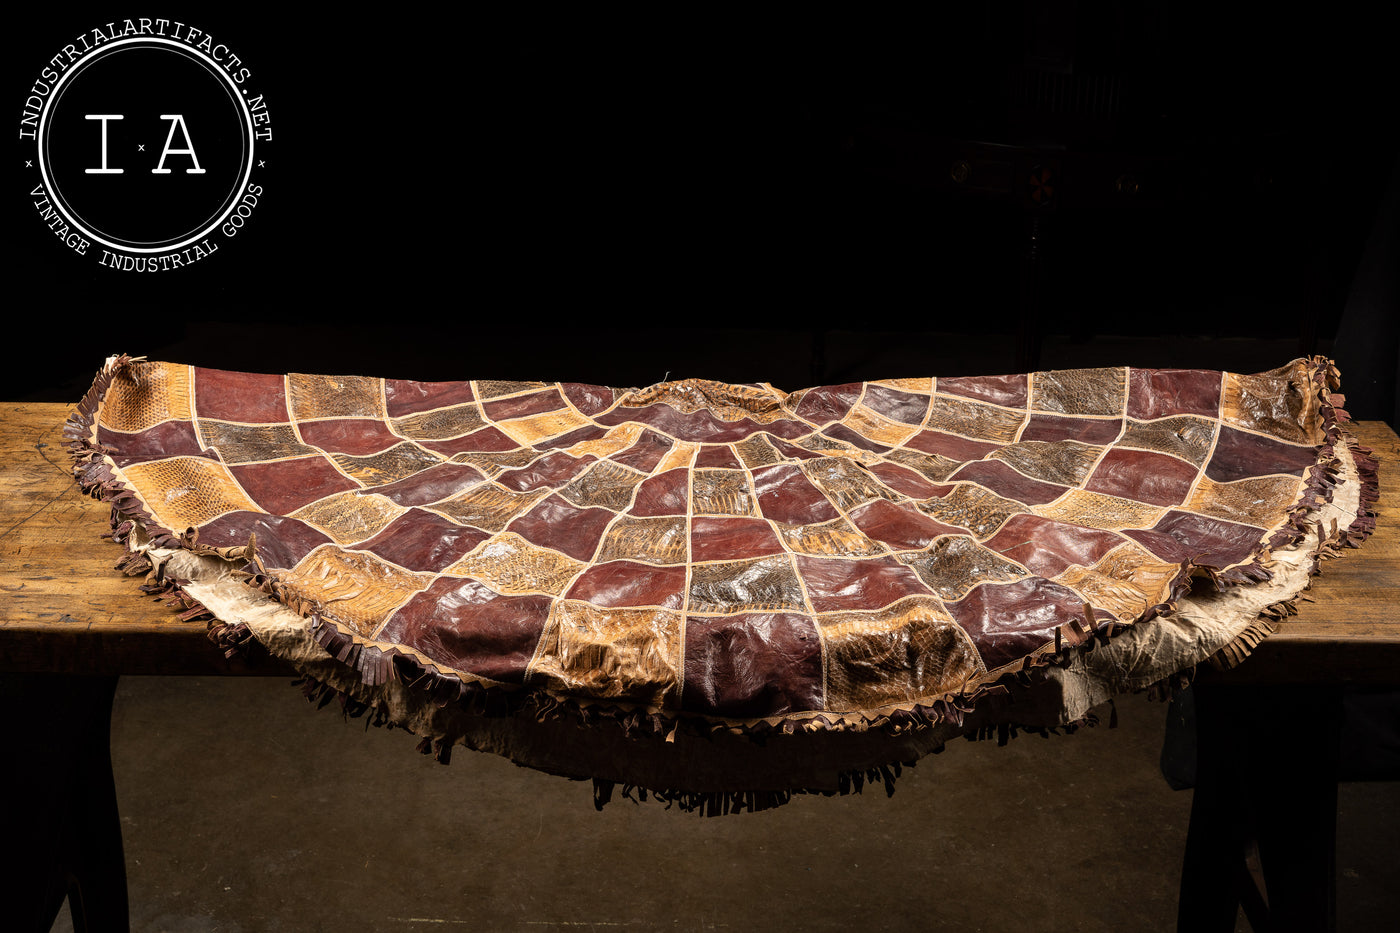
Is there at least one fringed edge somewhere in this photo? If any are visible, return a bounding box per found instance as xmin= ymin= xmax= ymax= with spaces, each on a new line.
xmin=591 ymin=759 xmax=917 ymax=816
xmin=961 ymin=703 xmax=1112 ymax=747
xmin=65 ymin=355 xmax=1377 ymax=812
xmin=1198 ymin=358 xmax=1381 ymax=670
xmin=1342 ymin=438 xmax=1381 ymax=547
xmin=65 ymin=355 xmax=259 ymax=664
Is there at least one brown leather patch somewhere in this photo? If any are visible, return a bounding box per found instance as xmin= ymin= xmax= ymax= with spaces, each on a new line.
xmin=948 ymin=459 xmax=1069 ymax=506
xmin=936 ymin=372 xmax=1030 ymax=408
xmin=1124 ymin=510 xmax=1266 ymax=567
xmin=690 ymin=516 xmax=784 ymax=563
xmin=567 ymin=560 xmax=687 ymax=610
xmin=506 ymin=494 xmax=616 ymax=561
xmin=793 ymin=554 xmax=931 ymax=613
xmin=1207 ymin=425 xmax=1319 ymax=482
xmin=629 ymin=468 xmax=691 ymax=517
xmin=849 ymin=499 xmax=965 ymax=551
xmin=382 ymin=578 xmax=552 ymax=683
xmin=371 ymin=463 xmax=488 ymax=507
xmin=866 ymin=461 xmax=957 ymax=499
xmin=985 ymin=514 xmax=1122 ymax=578
xmin=905 ymin=429 xmax=1004 ymax=461
xmin=195 ymin=366 xmax=288 ymax=422
xmin=383 ymin=376 xmax=476 ymax=417
xmin=1126 ymin=368 xmax=1222 ymax=420
xmin=792 ymin=382 xmax=863 ymax=425
xmin=1019 ymin=414 xmax=1123 ymax=444
xmin=608 ymin=430 xmax=675 ymax=473
xmin=948 ymin=577 xmax=1095 ymax=671
xmin=682 ymin=612 xmax=823 ymax=717
xmin=861 ymin=384 xmax=932 ymax=425
xmin=496 ymin=451 xmax=597 ymax=492
xmin=230 ymin=455 xmax=359 ymax=514
xmin=102 ymin=420 xmax=210 ymax=468
xmin=299 ymin=418 xmax=403 ymax=456
xmin=1085 ymin=448 xmax=1200 ymax=506
xmin=198 ymin=512 xmax=331 ymax=570
xmin=695 ymin=444 xmax=744 ymax=468
xmin=361 ymin=509 xmax=489 ymax=572
xmin=482 ymin=387 xmax=568 ymax=422
xmin=560 ymin=382 xmax=619 ymax=416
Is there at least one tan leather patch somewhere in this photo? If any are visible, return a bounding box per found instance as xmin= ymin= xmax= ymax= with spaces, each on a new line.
xmin=1054 ymin=543 xmax=1181 ymax=620
xmin=444 ymin=532 xmax=586 ymax=595
xmin=282 ymin=546 xmax=433 ymax=637
xmin=290 ymin=491 xmax=406 ymax=545
xmin=1221 ymin=361 xmax=1322 ymax=445
xmin=288 ymin=372 xmax=385 ymax=420
xmin=1033 ymin=489 xmax=1168 ymax=530
xmin=98 ymin=361 xmax=192 ymax=432
xmin=122 ymin=456 xmax=260 ymax=530
xmin=1185 ymin=475 xmax=1305 ymax=529
xmin=818 ymin=596 xmax=981 ymax=711
xmin=427 ymin=483 xmax=549 ymax=532
xmin=527 ymin=600 xmax=682 ymax=707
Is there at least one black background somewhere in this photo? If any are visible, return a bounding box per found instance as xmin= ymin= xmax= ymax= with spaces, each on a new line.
xmin=8 ymin=5 xmax=1398 ymax=417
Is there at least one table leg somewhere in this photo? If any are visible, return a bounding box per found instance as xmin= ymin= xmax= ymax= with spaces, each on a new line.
xmin=1177 ymin=682 xmax=1341 ymax=933
xmin=0 ymin=673 xmax=129 ymax=933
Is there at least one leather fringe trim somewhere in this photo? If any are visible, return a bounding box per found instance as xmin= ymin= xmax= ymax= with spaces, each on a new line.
xmin=1198 ymin=358 xmax=1382 ymax=672
xmin=590 ymin=760 xmax=915 ymax=816
xmin=66 ymin=355 xmax=252 ymax=664
xmin=1208 ymin=618 xmax=1280 ymax=671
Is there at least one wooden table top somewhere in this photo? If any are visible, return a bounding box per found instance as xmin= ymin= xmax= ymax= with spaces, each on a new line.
xmin=1 ymin=403 xmax=291 ymax=675
xmin=3 ymin=402 xmax=1397 ymax=683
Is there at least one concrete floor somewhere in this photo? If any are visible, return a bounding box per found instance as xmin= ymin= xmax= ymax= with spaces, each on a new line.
xmin=46 ymin=677 xmax=1398 ymax=933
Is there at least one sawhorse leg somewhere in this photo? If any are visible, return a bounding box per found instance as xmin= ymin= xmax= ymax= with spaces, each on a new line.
xmin=0 ymin=673 xmax=129 ymax=933
xmin=1178 ymin=682 xmax=1341 ymax=933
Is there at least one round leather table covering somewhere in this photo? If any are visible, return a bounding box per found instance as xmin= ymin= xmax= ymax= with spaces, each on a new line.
xmin=66 ymin=355 xmax=1377 ymax=812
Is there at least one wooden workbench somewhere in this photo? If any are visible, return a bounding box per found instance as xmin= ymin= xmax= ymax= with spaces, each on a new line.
xmin=3 ymin=403 xmax=1397 ymax=932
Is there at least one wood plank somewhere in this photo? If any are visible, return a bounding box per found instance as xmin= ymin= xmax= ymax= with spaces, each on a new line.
xmin=1221 ymin=420 xmax=1400 ymax=683
xmin=0 ymin=403 xmax=290 ymax=675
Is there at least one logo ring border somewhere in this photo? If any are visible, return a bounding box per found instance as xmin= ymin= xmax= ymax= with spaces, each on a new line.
xmin=35 ymin=35 xmax=257 ymax=255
